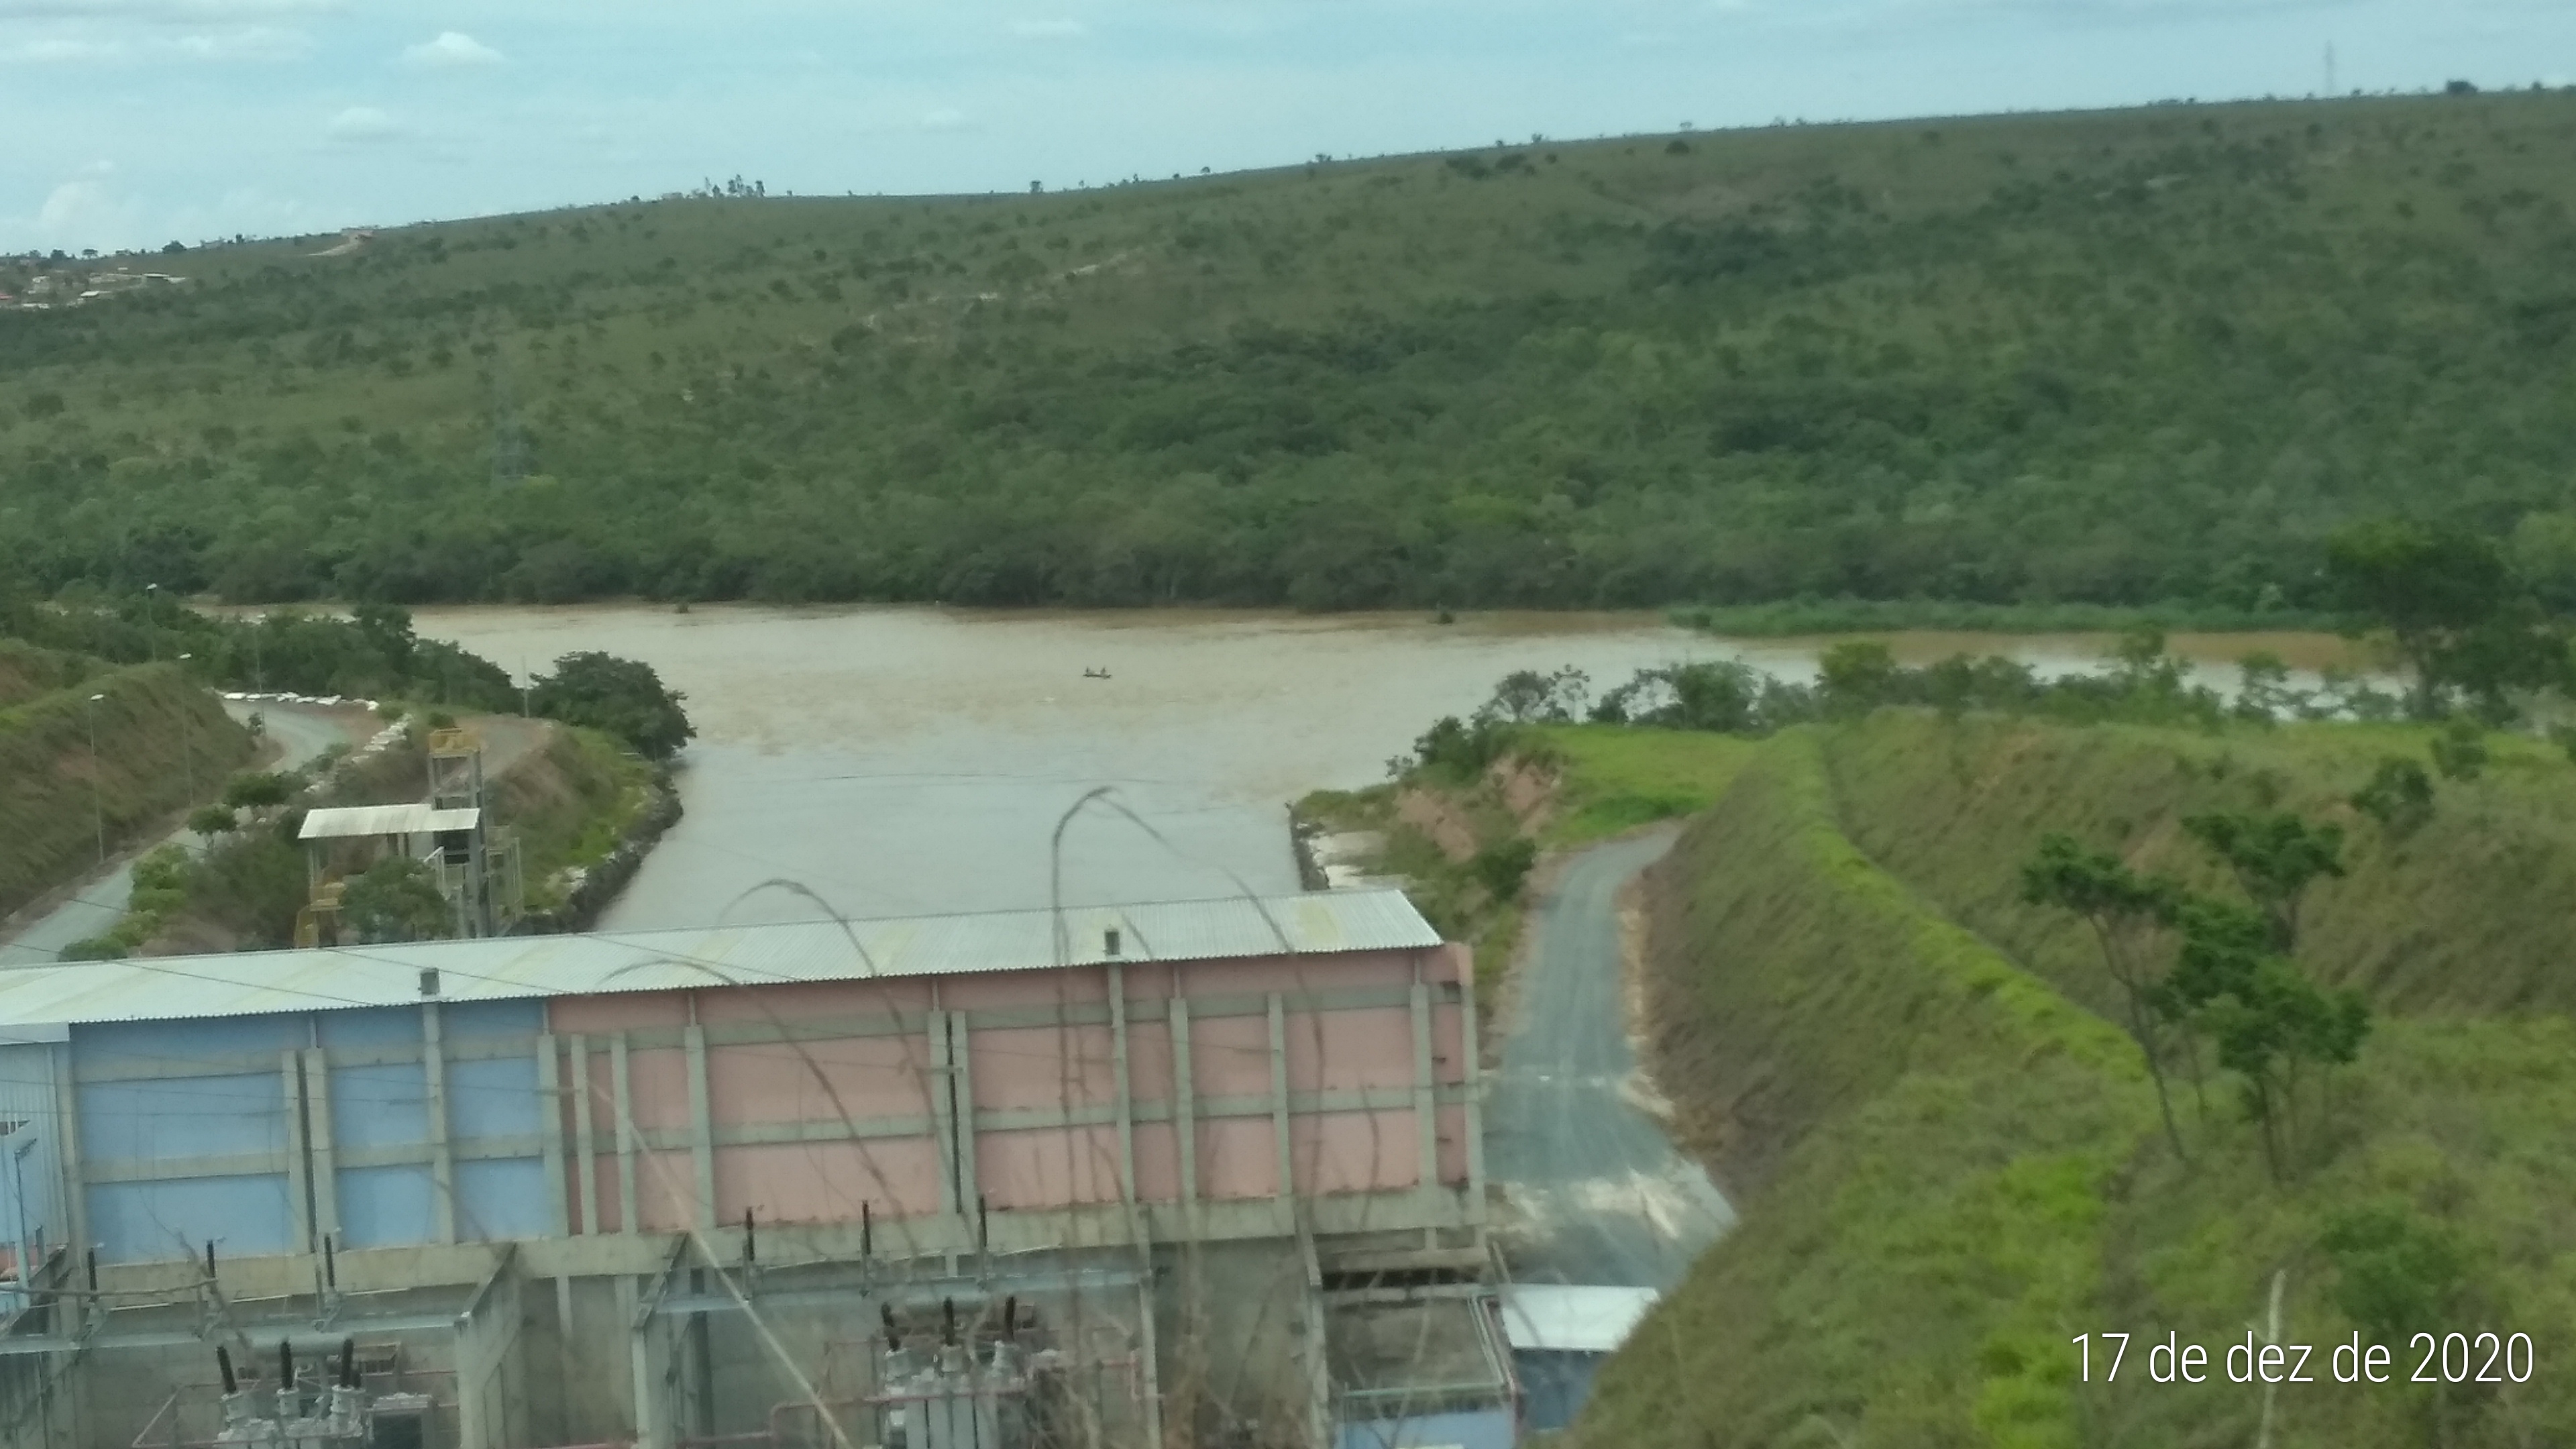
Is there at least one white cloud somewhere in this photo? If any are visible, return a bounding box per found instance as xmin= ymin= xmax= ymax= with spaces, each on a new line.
xmin=402 ymin=30 xmax=502 ymax=68
xmin=325 ymin=105 xmax=400 ymax=142
xmin=1010 ymin=17 xmax=1086 ymax=39
xmin=34 ymin=176 xmax=144 ymax=244
xmin=0 ymin=34 xmax=123 ymax=60
xmin=0 ymin=0 xmax=339 ymax=19
xmin=0 ymin=22 xmax=307 ymax=62
xmin=167 ymin=23 xmax=309 ymax=58
xmin=919 ymin=107 xmax=971 ymax=130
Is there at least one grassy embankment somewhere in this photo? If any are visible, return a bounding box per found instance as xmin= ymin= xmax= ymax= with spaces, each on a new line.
xmin=1296 ymin=727 xmax=1756 ymax=1004
xmin=0 ymin=655 xmax=252 ymax=921
xmin=8 ymin=91 xmax=2576 ymax=611
xmin=1568 ymin=715 xmax=2576 ymax=1448
xmin=132 ymin=716 xmax=660 ymax=954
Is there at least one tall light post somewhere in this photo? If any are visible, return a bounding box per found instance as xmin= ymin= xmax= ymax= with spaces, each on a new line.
xmin=144 ymin=582 xmax=159 ymax=662
xmin=86 ymin=692 xmax=107 ymax=865
xmin=176 ymin=652 xmax=196 ymax=802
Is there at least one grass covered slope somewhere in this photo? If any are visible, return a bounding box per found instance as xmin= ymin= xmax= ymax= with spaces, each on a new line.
xmin=1822 ymin=714 xmax=2576 ymax=1015
xmin=1587 ymin=733 xmax=2153 ymax=1446
xmin=0 ymin=661 xmax=252 ymax=918
xmin=1578 ymin=721 xmax=2576 ymax=1448
xmin=7 ymin=92 xmax=2576 ymax=608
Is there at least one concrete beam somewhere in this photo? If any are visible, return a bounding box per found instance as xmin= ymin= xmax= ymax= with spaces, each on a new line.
xmin=1110 ymin=963 xmax=1136 ymax=1208
xmin=1458 ymin=975 xmax=1486 ymax=1222
xmin=684 ymin=1024 xmax=716 ymax=1230
xmin=570 ymin=1034 xmax=598 ymax=1236
xmin=1170 ymin=997 xmax=1197 ymax=1208
xmin=280 ymin=1051 xmax=313 ymax=1253
xmin=1269 ymin=994 xmax=1293 ymax=1201
xmin=536 ymin=1032 xmax=569 ymax=1240
xmin=613 ymin=1034 xmax=639 ymax=1236
xmin=304 ymin=1047 xmax=341 ymax=1246
xmin=1411 ymin=973 xmax=1438 ymax=1202
xmin=427 ymin=1002 xmax=458 ymax=1244
xmin=947 ymin=1010 xmax=979 ymax=1213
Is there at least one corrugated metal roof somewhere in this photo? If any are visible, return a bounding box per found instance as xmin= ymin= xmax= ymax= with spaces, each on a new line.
xmin=0 ymin=889 xmax=1441 ymax=1028
xmin=300 ymin=804 xmax=480 ymax=839
xmin=1499 ymin=1286 xmax=1661 ymax=1354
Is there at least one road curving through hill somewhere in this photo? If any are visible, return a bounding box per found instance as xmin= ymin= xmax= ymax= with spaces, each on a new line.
xmin=1486 ymin=827 xmax=1736 ymax=1289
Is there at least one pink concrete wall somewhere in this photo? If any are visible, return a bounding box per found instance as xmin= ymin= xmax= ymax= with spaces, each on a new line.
xmin=1197 ymin=1118 xmax=1278 ymax=1200
xmin=977 ymin=1125 xmax=1123 ymax=1209
xmin=1291 ymin=1110 xmax=1419 ymax=1195
xmin=717 ymin=1140 xmax=945 ymax=1225
xmin=1283 ymin=1006 xmax=1415 ymax=1091
xmin=710 ymin=1039 xmax=936 ymax=1123
xmin=1190 ymin=1015 xmax=1273 ymax=1099
xmin=1133 ymin=1122 xmax=1181 ymax=1201
xmin=966 ymin=1025 xmax=1116 ymax=1111
xmin=539 ymin=943 xmax=1466 ymax=1228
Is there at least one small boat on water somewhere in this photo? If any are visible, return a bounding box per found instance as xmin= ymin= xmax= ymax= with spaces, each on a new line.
xmin=1082 ymin=667 xmax=1112 ymax=680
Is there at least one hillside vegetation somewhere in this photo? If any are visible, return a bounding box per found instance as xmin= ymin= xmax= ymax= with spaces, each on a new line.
xmin=1569 ymin=716 xmax=2576 ymax=1448
xmin=0 ymin=661 xmax=252 ymax=919
xmin=7 ymin=92 xmax=2576 ymax=610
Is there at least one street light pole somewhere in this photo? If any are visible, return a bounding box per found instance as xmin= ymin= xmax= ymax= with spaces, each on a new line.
xmin=176 ymin=652 xmax=197 ymax=802
xmin=144 ymin=583 xmax=159 ymax=663
xmin=86 ymin=692 xmax=107 ymax=865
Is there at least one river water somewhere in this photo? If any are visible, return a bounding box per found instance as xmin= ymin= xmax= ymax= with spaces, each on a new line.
xmin=410 ymin=606 xmax=2353 ymax=931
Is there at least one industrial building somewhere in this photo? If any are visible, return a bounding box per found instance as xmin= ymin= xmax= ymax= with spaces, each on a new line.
xmin=0 ymin=890 xmax=1511 ymax=1449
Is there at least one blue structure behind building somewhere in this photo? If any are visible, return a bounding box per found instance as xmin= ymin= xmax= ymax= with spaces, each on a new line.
xmin=57 ymin=1000 xmax=555 ymax=1265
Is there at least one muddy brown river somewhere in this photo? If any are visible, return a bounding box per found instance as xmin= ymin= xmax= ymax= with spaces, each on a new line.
xmin=411 ymin=606 xmax=2357 ymax=930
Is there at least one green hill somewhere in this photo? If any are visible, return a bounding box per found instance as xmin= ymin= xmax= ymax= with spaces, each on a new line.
xmin=0 ymin=661 xmax=254 ymax=920
xmin=1561 ymin=715 xmax=2576 ymax=1448
xmin=6 ymin=91 xmax=2576 ymax=609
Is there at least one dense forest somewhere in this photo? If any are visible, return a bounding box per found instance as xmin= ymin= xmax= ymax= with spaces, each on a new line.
xmin=5 ymin=90 xmax=2575 ymax=611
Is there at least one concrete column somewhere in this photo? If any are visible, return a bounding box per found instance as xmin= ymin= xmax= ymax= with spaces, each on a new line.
xmin=303 ymin=1047 xmax=340 ymax=1245
xmin=280 ymin=1051 xmax=313 ymax=1252
xmin=1410 ymin=975 xmax=1439 ymax=1199
xmin=426 ymin=1002 xmax=458 ymax=1243
xmin=1298 ymin=1227 xmax=1333 ymax=1449
xmin=1169 ymin=997 xmax=1197 ymax=1207
xmin=926 ymin=1008 xmax=959 ymax=1215
xmin=1137 ymin=1274 xmax=1167 ymax=1449
xmin=629 ymin=1305 xmax=669 ymax=1449
xmin=570 ymin=1036 xmax=598 ymax=1235
xmin=1458 ymin=971 xmax=1486 ymax=1222
xmin=684 ymin=1025 xmax=716 ymax=1230
xmin=1110 ymin=963 xmax=1136 ymax=1206
xmin=1268 ymin=994 xmax=1293 ymax=1201
xmin=948 ymin=1012 xmax=979 ymax=1212
xmin=612 ymin=1034 xmax=639 ymax=1235
xmin=48 ymin=1042 xmax=87 ymax=1334
xmin=537 ymin=1034 xmax=570 ymax=1238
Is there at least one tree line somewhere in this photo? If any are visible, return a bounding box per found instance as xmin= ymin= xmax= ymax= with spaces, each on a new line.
xmin=5 ymin=95 xmax=2575 ymax=612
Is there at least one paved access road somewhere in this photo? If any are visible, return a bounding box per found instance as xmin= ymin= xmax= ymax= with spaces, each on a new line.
xmin=1486 ymin=828 xmax=1737 ymax=1289
xmin=0 ymin=702 xmax=367 ymax=968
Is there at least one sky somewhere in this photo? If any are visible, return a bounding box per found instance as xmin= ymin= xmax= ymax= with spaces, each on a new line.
xmin=2 ymin=0 xmax=2571 ymax=256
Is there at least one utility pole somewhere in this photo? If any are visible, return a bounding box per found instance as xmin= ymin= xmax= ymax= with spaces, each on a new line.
xmin=177 ymin=652 xmax=197 ymax=802
xmin=144 ymin=582 xmax=159 ymax=662
xmin=86 ymin=692 xmax=107 ymax=865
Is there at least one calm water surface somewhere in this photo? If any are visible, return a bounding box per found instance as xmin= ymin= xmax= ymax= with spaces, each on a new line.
xmin=411 ymin=606 xmax=2353 ymax=930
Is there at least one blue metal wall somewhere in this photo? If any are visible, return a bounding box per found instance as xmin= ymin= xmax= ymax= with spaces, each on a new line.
xmin=0 ymin=1040 xmax=64 ymax=1317
xmin=1336 ymin=1408 xmax=1517 ymax=1449
xmin=68 ymin=1000 xmax=555 ymax=1264
xmin=78 ymin=1014 xmax=303 ymax=1263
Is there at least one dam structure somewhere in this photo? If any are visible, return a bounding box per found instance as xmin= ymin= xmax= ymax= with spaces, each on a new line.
xmin=0 ymin=890 xmax=1507 ymax=1449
